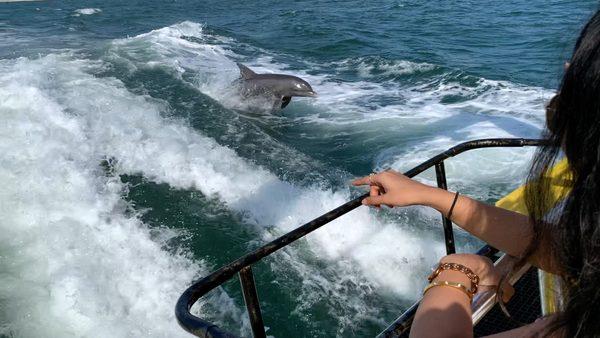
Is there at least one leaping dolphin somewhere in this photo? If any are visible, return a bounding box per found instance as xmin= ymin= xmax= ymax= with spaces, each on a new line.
xmin=235 ymin=63 xmax=316 ymax=110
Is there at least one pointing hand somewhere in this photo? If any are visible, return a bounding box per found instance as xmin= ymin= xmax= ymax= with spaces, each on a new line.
xmin=352 ymin=170 xmax=435 ymax=208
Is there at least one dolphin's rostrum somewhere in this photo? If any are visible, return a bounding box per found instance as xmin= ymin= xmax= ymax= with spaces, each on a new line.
xmin=236 ymin=63 xmax=316 ymax=110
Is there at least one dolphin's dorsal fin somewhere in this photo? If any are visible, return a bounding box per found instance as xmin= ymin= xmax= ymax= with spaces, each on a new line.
xmin=237 ymin=63 xmax=257 ymax=80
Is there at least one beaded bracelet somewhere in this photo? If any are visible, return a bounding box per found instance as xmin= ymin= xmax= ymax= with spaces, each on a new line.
xmin=427 ymin=262 xmax=480 ymax=294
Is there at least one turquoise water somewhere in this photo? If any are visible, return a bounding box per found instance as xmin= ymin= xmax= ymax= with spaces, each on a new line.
xmin=0 ymin=1 xmax=597 ymax=337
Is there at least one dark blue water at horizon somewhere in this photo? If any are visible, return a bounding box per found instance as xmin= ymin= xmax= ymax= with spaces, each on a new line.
xmin=2 ymin=1 xmax=596 ymax=86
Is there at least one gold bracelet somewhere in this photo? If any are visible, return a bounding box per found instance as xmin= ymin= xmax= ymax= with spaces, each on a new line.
xmin=427 ymin=262 xmax=479 ymax=294
xmin=423 ymin=281 xmax=473 ymax=301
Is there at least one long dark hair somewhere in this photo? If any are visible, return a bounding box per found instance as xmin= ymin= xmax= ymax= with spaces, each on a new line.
xmin=525 ymin=9 xmax=600 ymax=337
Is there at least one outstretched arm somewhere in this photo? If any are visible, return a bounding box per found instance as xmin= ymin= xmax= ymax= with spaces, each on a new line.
xmin=424 ymin=188 xmax=559 ymax=273
xmin=353 ymin=171 xmax=558 ymax=273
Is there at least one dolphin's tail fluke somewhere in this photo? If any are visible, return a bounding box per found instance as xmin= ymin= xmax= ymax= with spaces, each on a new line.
xmin=237 ymin=63 xmax=257 ymax=80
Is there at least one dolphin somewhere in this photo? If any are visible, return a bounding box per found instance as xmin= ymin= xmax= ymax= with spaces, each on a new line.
xmin=235 ymin=63 xmax=316 ymax=110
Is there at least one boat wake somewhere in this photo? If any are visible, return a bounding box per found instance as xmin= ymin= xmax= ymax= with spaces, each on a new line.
xmin=0 ymin=20 xmax=551 ymax=337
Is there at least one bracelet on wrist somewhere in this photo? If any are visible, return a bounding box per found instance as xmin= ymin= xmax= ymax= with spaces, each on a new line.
xmin=428 ymin=262 xmax=480 ymax=295
xmin=446 ymin=191 xmax=460 ymax=219
xmin=423 ymin=280 xmax=473 ymax=301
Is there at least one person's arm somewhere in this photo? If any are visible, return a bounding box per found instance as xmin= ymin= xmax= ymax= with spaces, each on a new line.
xmin=410 ymin=253 xmax=499 ymax=338
xmin=421 ymin=188 xmax=558 ymax=273
xmin=423 ymin=188 xmax=532 ymax=256
xmin=411 ymin=254 xmax=557 ymax=338
xmin=353 ymin=171 xmax=559 ymax=273
xmin=409 ymin=268 xmax=474 ymax=338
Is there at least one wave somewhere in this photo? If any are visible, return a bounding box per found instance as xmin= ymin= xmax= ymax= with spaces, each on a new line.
xmin=105 ymin=18 xmax=552 ymax=299
xmin=73 ymin=8 xmax=102 ymax=16
xmin=0 ymin=51 xmax=442 ymax=337
xmin=0 ymin=54 xmax=243 ymax=337
xmin=331 ymin=56 xmax=437 ymax=78
xmin=107 ymin=21 xmax=446 ymax=290
xmin=107 ymin=21 xmax=549 ymax=121
xmin=107 ymin=21 xmax=549 ymax=198
xmin=0 ymin=20 xmax=554 ymax=336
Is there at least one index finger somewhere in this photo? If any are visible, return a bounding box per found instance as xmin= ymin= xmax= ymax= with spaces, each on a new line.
xmin=352 ymin=173 xmax=381 ymax=186
xmin=351 ymin=176 xmax=371 ymax=186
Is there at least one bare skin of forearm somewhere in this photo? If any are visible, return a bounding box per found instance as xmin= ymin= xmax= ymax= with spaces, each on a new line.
xmin=411 ymin=263 xmax=557 ymax=338
xmin=422 ymin=187 xmax=556 ymax=272
xmin=410 ymin=270 xmax=473 ymax=338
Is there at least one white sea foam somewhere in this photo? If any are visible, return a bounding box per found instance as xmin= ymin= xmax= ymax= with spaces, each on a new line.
xmin=108 ymin=21 xmax=548 ymax=195
xmin=108 ymin=21 xmax=549 ymax=126
xmin=245 ymin=53 xmax=547 ymax=198
xmin=377 ymin=125 xmax=537 ymax=199
xmin=108 ymin=22 xmax=252 ymax=110
xmin=0 ymin=51 xmax=441 ymax=337
xmin=109 ymin=23 xmax=327 ymax=113
xmin=106 ymin=19 xmax=551 ymax=290
xmin=73 ymin=8 xmax=102 ymax=16
xmin=0 ymin=54 xmax=243 ymax=337
xmin=124 ymin=22 xmax=548 ymax=138
xmin=110 ymin=22 xmax=456 ymax=320
xmin=1 ymin=20 xmax=553 ymax=336
xmin=108 ymin=24 xmax=446 ymax=299
xmin=334 ymin=57 xmax=436 ymax=78
xmin=104 ymin=43 xmax=443 ymax=294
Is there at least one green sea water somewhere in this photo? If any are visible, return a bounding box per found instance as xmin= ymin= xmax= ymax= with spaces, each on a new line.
xmin=0 ymin=1 xmax=597 ymax=337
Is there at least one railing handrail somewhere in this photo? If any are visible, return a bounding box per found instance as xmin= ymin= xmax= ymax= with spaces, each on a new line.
xmin=175 ymin=138 xmax=546 ymax=338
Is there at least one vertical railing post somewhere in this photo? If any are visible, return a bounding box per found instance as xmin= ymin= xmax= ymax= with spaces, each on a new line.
xmin=239 ymin=266 xmax=266 ymax=338
xmin=435 ymin=161 xmax=456 ymax=254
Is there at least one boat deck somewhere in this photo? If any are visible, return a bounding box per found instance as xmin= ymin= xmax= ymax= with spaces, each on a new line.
xmin=474 ymin=267 xmax=541 ymax=337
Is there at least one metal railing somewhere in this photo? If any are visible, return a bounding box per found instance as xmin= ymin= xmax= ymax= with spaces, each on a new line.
xmin=175 ymin=138 xmax=545 ymax=338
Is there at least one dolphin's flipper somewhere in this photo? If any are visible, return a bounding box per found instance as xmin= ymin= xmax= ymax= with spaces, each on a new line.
xmin=237 ymin=63 xmax=257 ymax=80
xmin=281 ymin=96 xmax=292 ymax=109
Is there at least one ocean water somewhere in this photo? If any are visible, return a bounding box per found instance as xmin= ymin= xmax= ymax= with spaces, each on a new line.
xmin=0 ymin=1 xmax=597 ymax=337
